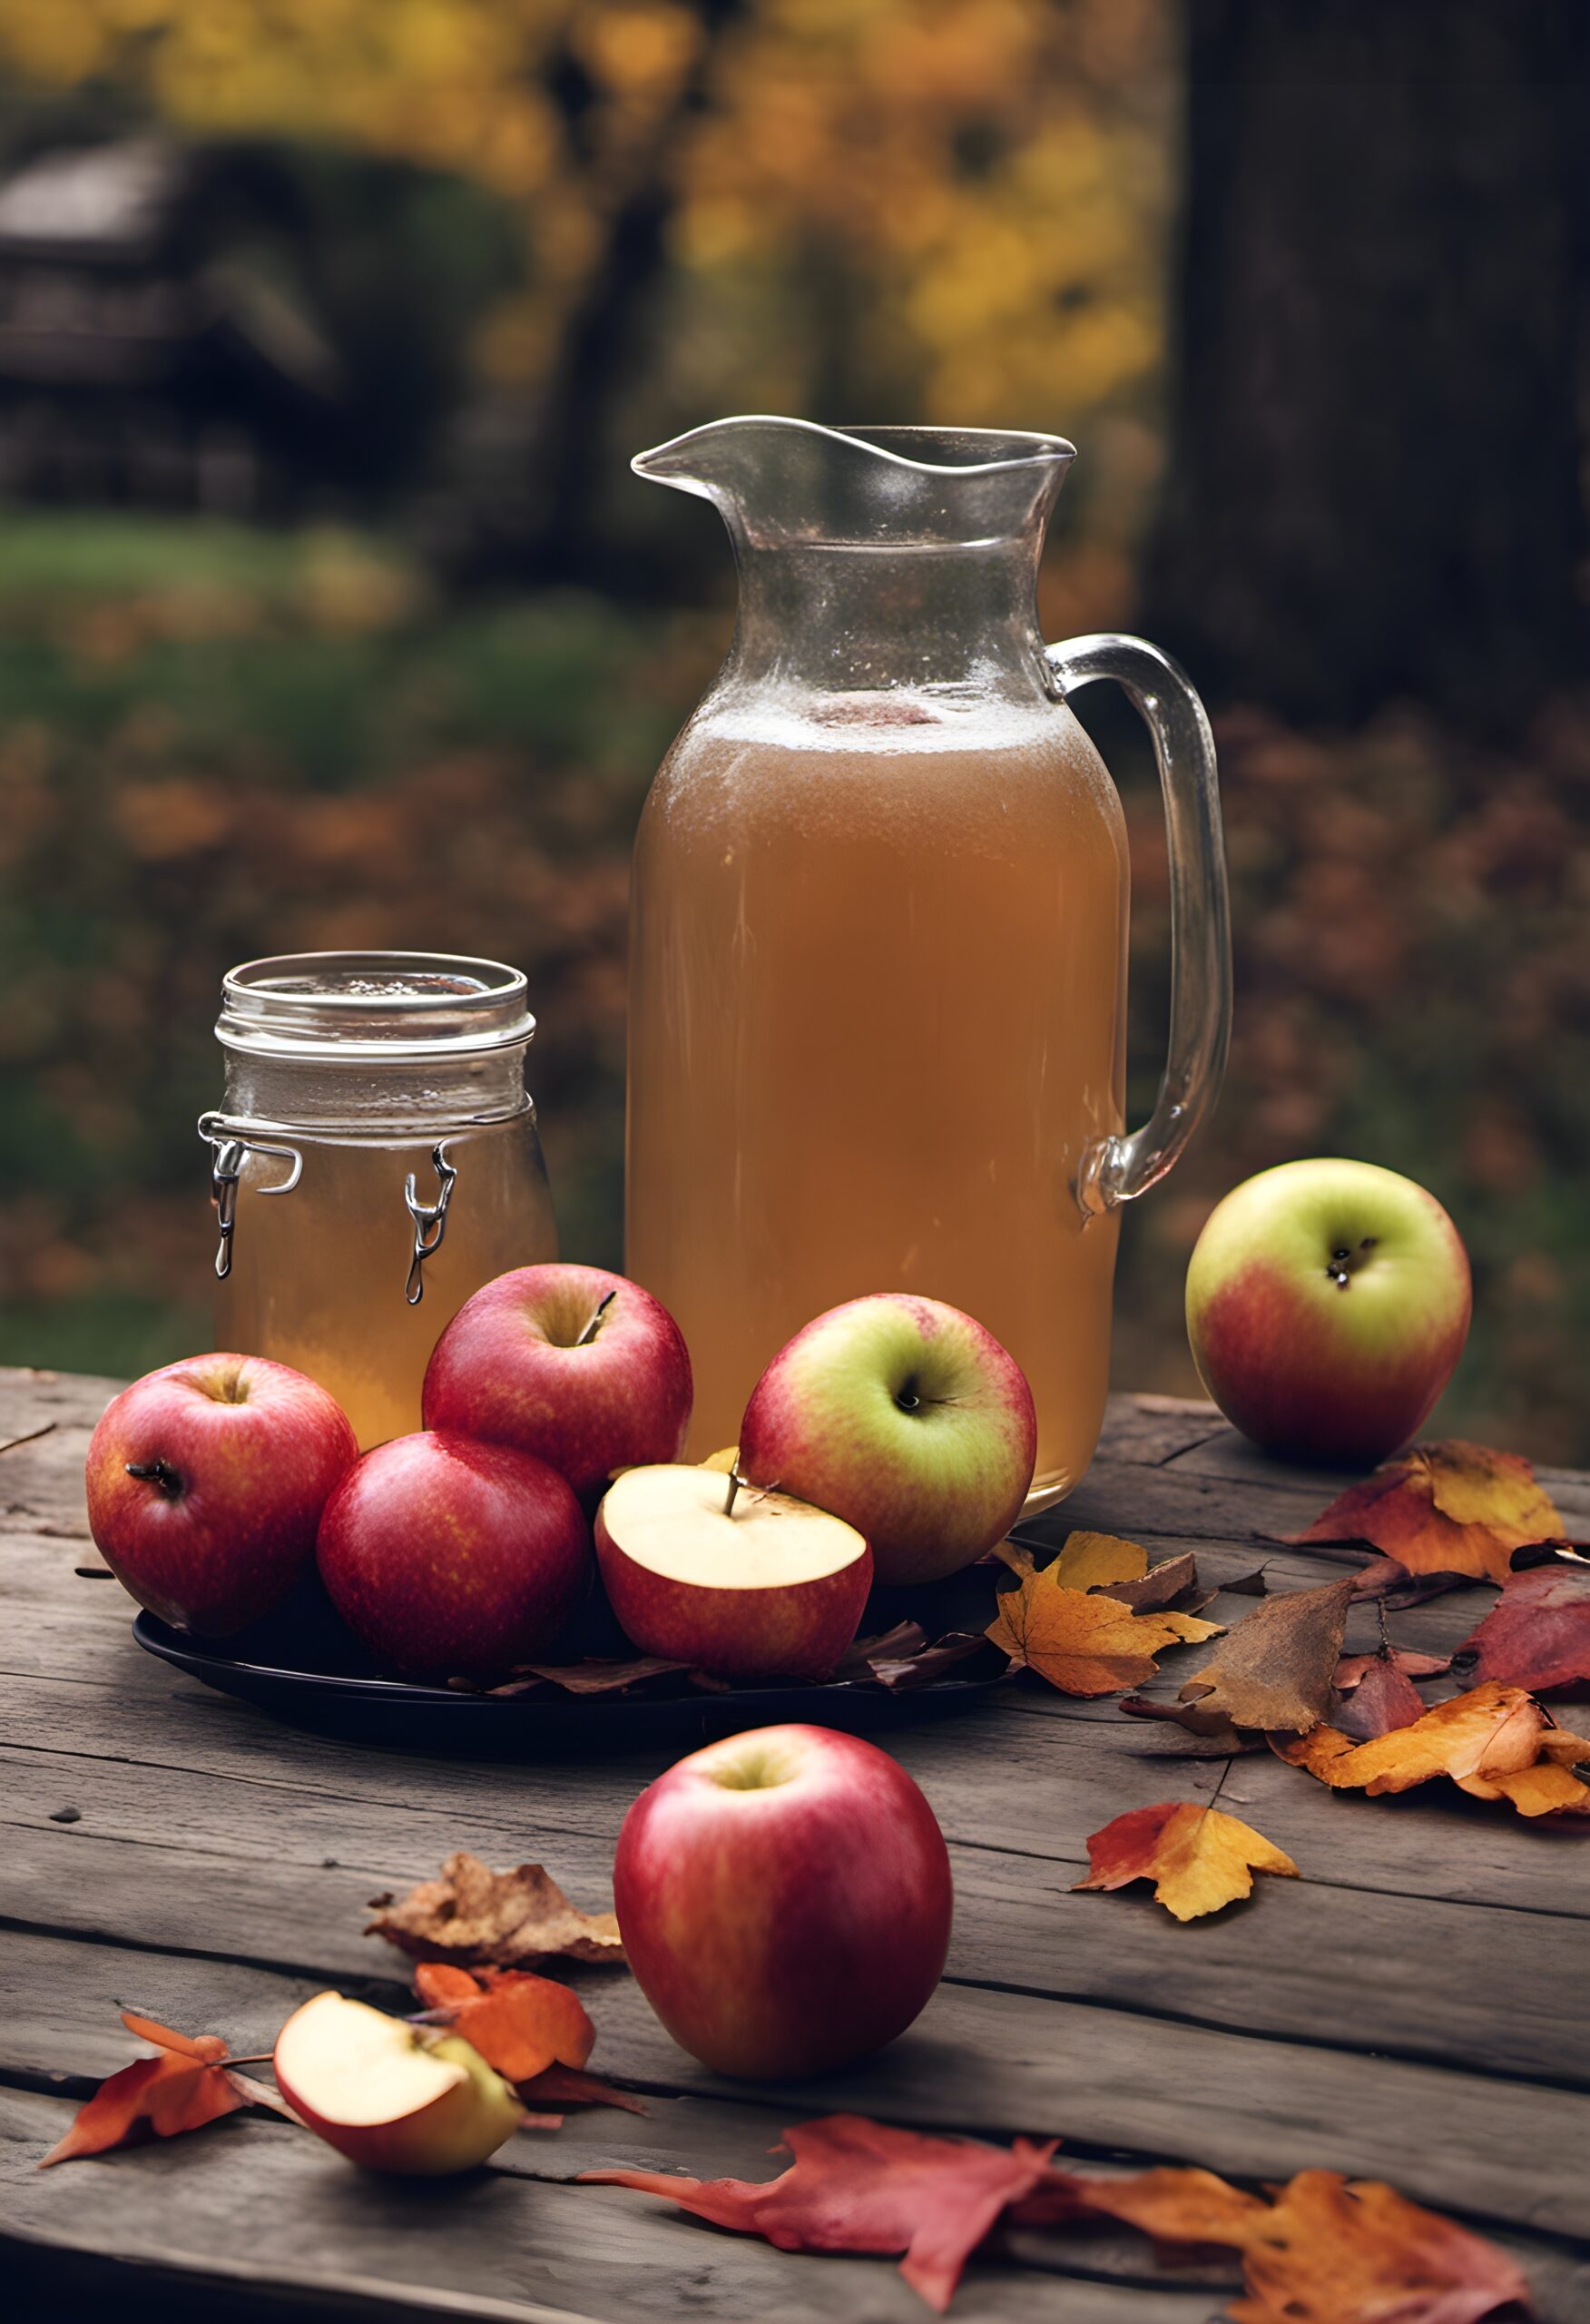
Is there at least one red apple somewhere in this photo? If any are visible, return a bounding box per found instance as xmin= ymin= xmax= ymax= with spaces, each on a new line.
xmin=595 ymin=1463 xmax=871 ymax=1679
xmin=85 ymin=1353 xmax=357 ymax=1637
xmin=1185 ymin=1158 xmax=1473 ymax=1466
xmin=316 ymin=1431 xmax=590 ymax=1678
xmin=613 ymin=1723 xmax=952 ymax=2078
xmin=274 ymin=1992 xmax=522 ymax=2173
xmin=738 ymin=1294 xmax=1036 ymax=1586
xmin=422 ymin=1263 xmax=692 ymax=1504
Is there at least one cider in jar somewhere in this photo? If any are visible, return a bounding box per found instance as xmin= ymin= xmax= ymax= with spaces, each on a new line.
xmin=206 ymin=953 xmax=557 ymax=1448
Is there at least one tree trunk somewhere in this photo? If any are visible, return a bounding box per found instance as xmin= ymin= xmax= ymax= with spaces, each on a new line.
xmin=1144 ymin=0 xmax=1588 ymax=732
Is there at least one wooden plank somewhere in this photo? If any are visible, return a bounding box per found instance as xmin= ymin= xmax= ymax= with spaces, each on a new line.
xmin=8 ymin=1653 xmax=1590 ymax=1926
xmin=7 ymin=1775 xmax=1589 ymax=2092
xmin=3 ymin=2091 xmax=1230 ymax=2324
xmin=3 ymin=1925 xmax=1586 ymax=2244
xmin=5 ymin=2082 xmax=1587 ymax=2324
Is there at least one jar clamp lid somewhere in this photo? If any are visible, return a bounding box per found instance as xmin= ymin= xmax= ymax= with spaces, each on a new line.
xmin=216 ymin=951 xmax=535 ymax=1060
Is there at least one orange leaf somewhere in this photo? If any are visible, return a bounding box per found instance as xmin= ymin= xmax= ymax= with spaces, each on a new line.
xmin=368 ymin=1851 xmax=623 ymax=1969
xmin=40 ymin=2016 xmax=269 ymax=2167
xmin=414 ymin=1962 xmax=594 ymax=2082
xmin=1274 ymin=1680 xmax=1590 ymax=1817
xmin=1013 ymin=2161 xmax=1267 ymax=2250
xmin=986 ymin=1542 xmax=1220 ymax=1697
xmin=1229 ymin=2168 xmax=1534 ymax=2323
xmin=1289 ymin=1441 xmax=1565 ymax=1585
xmin=582 ymin=2112 xmax=1063 ymax=2313
xmin=522 ymin=2063 xmax=648 ymax=2115
xmin=1075 ymin=1802 xmax=1299 ymax=1921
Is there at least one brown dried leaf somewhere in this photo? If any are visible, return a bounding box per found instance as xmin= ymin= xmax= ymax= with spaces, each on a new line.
xmin=513 ymin=1657 xmax=692 ymax=1696
xmin=368 ymin=1851 xmax=624 ymax=1969
xmin=1176 ymin=1580 xmax=1356 ymax=1736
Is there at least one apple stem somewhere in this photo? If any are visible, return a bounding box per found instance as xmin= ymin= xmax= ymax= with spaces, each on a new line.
xmin=576 ymin=1291 xmax=617 ymax=1348
xmin=723 ymin=1472 xmax=741 ymax=1519
xmin=125 ymin=1458 xmax=182 ymax=1498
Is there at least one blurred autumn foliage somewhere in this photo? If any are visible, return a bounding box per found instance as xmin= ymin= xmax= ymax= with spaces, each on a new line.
xmin=0 ymin=0 xmax=1585 ymax=1460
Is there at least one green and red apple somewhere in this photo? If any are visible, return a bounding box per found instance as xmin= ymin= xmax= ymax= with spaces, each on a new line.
xmin=273 ymin=1992 xmax=522 ymax=2172
xmin=737 ymin=1293 xmax=1036 ymax=1586
xmin=423 ymin=1263 xmax=692 ymax=1505
xmin=613 ymin=1723 xmax=952 ymax=2078
xmin=1185 ymin=1157 xmax=1472 ymax=1465
xmin=594 ymin=1462 xmax=870 ymax=1679
xmin=84 ymin=1354 xmax=357 ymax=1637
xmin=316 ymin=1431 xmax=590 ymax=1678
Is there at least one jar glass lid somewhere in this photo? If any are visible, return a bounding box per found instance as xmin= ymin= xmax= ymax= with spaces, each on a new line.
xmin=218 ymin=951 xmax=535 ymax=1060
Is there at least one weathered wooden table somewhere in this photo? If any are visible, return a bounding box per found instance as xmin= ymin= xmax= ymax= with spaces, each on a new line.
xmin=3 ymin=1366 xmax=1587 ymax=2321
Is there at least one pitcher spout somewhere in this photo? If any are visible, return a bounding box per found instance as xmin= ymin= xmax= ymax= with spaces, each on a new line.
xmin=632 ymin=415 xmax=1075 ymax=547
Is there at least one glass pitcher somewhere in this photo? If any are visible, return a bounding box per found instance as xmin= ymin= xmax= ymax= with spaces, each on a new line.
xmin=626 ymin=418 xmax=1230 ymax=1503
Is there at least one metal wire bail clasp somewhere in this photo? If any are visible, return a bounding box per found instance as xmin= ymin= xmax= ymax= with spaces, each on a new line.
xmin=197 ymin=1112 xmax=303 ymax=1279
xmin=404 ymin=1142 xmax=458 ymax=1305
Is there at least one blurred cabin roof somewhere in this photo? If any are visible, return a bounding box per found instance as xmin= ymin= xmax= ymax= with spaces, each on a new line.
xmin=0 ymin=138 xmax=182 ymax=264
xmin=0 ymin=135 xmax=354 ymax=507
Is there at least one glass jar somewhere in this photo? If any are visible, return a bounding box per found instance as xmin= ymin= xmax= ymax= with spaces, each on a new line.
xmin=203 ymin=951 xmax=557 ymax=1448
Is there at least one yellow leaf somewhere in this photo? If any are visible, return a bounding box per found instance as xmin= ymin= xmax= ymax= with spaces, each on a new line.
xmin=986 ymin=1555 xmax=1220 ymax=1697
xmin=1075 ymin=1802 xmax=1299 ymax=1923
xmin=1049 ymin=1531 xmax=1147 ymax=1592
xmin=1274 ymin=1681 xmax=1590 ymax=1818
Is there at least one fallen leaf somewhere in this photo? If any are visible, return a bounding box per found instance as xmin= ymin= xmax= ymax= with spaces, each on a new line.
xmin=512 ymin=1657 xmax=692 ymax=1696
xmin=1274 ymin=1680 xmax=1590 ymax=1817
xmin=1333 ymin=1649 xmax=1451 ymax=1690
xmin=1331 ymin=1655 xmax=1428 ymax=1740
xmin=1230 ymin=2168 xmax=1534 ymax=2324
xmin=523 ymin=2063 xmax=648 ymax=2115
xmin=1012 ymin=2161 xmax=1267 ymax=2250
xmin=40 ymin=2014 xmax=279 ymax=2166
xmin=986 ymin=1544 xmax=1220 ymax=1697
xmin=1176 ymin=1580 xmax=1356 ymax=1735
xmin=1290 ymin=1441 xmax=1566 ymax=1586
xmin=1222 ymin=1566 xmax=1271 ymax=1597
xmin=581 ymin=2112 xmax=1063 ymax=2312
xmin=1024 ymin=1531 xmax=1207 ymax=1610
xmin=368 ymin=1852 xmax=624 ymax=1969
xmin=1075 ymin=1802 xmax=1299 ymax=1921
xmin=1453 ymin=1563 xmax=1590 ymax=1694
xmin=1104 ymin=1551 xmax=1211 ymax=1613
xmin=867 ymin=1631 xmax=1001 ymax=1690
xmin=414 ymin=1962 xmax=594 ymax=2082
xmin=1117 ymin=1694 xmax=1261 ymax=1755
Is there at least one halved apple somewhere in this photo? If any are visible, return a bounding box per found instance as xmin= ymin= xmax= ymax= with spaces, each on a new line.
xmin=594 ymin=1463 xmax=871 ymax=1680
xmin=273 ymin=1991 xmax=523 ymax=2174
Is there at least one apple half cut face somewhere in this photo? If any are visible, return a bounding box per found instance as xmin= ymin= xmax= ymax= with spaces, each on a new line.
xmin=594 ymin=1463 xmax=872 ymax=1681
xmin=273 ymin=1992 xmax=522 ymax=2175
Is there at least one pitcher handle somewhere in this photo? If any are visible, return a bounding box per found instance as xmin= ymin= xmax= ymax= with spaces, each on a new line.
xmin=1045 ymin=633 xmax=1232 ymax=1216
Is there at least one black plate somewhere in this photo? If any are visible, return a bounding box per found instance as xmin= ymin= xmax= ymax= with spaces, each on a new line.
xmin=132 ymin=1610 xmax=1007 ymax=1757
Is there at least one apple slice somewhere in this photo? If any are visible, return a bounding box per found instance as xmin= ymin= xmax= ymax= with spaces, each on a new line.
xmin=273 ymin=1992 xmax=523 ymax=2174
xmin=594 ymin=1463 xmax=871 ymax=1680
